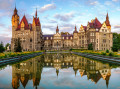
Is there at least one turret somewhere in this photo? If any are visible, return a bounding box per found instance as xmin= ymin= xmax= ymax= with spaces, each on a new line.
xmin=12 ymin=6 xmax=19 ymax=29
xmin=56 ymin=25 xmax=59 ymax=33
xmin=32 ymin=8 xmax=40 ymax=27
xmin=73 ymin=25 xmax=78 ymax=34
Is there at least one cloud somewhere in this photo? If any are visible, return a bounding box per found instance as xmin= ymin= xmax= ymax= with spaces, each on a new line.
xmin=42 ymin=25 xmax=55 ymax=30
xmin=85 ymin=0 xmax=99 ymax=6
xmin=60 ymin=23 xmax=75 ymax=33
xmin=0 ymin=23 xmax=5 ymax=27
xmin=0 ymin=36 xmax=11 ymax=45
xmin=38 ymin=3 xmax=56 ymax=13
xmin=90 ymin=1 xmax=99 ymax=5
xmin=116 ymin=7 xmax=120 ymax=11
xmin=114 ymin=25 xmax=120 ymax=28
xmin=49 ymin=19 xmax=57 ymax=23
xmin=0 ymin=0 xmax=14 ymax=10
xmin=105 ymin=1 xmax=113 ymax=6
xmin=54 ymin=12 xmax=75 ymax=22
xmin=112 ymin=0 xmax=119 ymax=2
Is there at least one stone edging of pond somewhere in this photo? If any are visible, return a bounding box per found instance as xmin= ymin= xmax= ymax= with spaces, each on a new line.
xmin=72 ymin=52 xmax=120 ymax=65
xmin=0 ymin=52 xmax=43 ymax=66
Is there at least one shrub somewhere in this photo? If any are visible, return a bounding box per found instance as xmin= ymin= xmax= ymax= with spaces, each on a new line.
xmin=101 ymin=52 xmax=106 ymax=55
xmin=106 ymin=49 xmax=109 ymax=53
xmin=69 ymin=48 xmax=72 ymax=51
xmin=109 ymin=52 xmax=114 ymax=56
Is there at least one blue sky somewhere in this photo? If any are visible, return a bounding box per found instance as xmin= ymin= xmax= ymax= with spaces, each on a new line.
xmin=0 ymin=0 xmax=120 ymax=44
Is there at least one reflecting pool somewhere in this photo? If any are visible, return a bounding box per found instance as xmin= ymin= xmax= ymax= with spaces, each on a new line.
xmin=0 ymin=53 xmax=120 ymax=89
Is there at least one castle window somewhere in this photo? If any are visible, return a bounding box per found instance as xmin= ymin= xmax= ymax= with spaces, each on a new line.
xmin=104 ymin=34 xmax=106 ymax=37
xmin=71 ymin=37 xmax=72 ymax=39
xmin=103 ymin=39 xmax=106 ymax=43
xmin=67 ymin=37 xmax=68 ymax=39
xmin=63 ymin=37 xmax=64 ymax=39
xmin=30 ymin=38 xmax=32 ymax=42
xmin=102 ymin=29 xmax=104 ymax=32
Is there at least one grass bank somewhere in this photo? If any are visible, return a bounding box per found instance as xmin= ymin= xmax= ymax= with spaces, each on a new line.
xmin=71 ymin=49 xmax=120 ymax=58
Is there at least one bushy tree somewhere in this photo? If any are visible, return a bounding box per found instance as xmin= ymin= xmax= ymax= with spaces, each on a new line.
xmin=112 ymin=33 xmax=120 ymax=52
xmin=14 ymin=38 xmax=22 ymax=52
xmin=0 ymin=42 xmax=5 ymax=53
xmin=88 ymin=43 xmax=93 ymax=50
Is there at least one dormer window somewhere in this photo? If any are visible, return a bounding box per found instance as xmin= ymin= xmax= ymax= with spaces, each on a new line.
xmin=71 ymin=37 xmax=72 ymax=39
xmin=63 ymin=37 xmax=64 ymax=39
xmin=51 ymin=37 xmax=52 ymax=39
xmin=47 ymin=37 xmax=48 ymax=40
xmin=67 ymin=37 xmax=68 ymax=39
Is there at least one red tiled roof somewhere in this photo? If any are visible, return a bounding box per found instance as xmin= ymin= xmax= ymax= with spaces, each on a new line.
xmin=93 ymin=18 xmax=102 ymax=29
xmin=88 ymin=18 xmax=102 ymax=31
xmin=16 ymin=15 xmax=29 ymax=30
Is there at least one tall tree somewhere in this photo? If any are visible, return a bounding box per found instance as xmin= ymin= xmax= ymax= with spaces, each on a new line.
xmin=14 ymin=38 xmax=22 ymax=52
xmin=0 ymin=42 xmax=5 ymax=53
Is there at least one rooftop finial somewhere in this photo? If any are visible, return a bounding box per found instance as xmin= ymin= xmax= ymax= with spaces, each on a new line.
xmin=35 ymin=8 xmax=37 ymax=18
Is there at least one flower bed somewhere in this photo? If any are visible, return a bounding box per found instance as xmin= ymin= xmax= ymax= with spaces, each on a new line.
xmin=0 ymin=51 xmax=43 ymax=59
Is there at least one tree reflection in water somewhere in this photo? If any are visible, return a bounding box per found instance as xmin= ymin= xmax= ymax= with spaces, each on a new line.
xmin=12 ymin=53 xmax=111 ymax=89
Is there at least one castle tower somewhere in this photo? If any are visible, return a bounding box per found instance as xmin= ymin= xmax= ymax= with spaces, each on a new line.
xmin=56 ymin=25 xmax=59 ymax=33
xmin=12 ymin=6 xmax=19 ymax=35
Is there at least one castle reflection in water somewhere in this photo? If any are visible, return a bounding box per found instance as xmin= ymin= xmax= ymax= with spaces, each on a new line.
xmin=12 ymin=53 xmax=111 ymax=89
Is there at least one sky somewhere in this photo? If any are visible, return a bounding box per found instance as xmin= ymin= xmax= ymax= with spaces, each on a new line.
xmin=0 ymin=0 xmax=120 ymax=45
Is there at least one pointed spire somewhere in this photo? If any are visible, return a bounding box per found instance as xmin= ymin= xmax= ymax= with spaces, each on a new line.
xmin=13 ymin=4 xmax=18 ymax=15
xmin=75 ymin=25 xmax=77 ymax=31
xmin=56 ymin=25 xmax=59 ymax=33
xmin=105 ymin=12 xmax=110 ymax=26
xmin=35 ymin=8 xmax=37 ymax=18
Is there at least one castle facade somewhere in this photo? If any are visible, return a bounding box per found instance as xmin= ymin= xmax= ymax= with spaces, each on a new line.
xmin=11 ymin=7 xmax=113 ymax=51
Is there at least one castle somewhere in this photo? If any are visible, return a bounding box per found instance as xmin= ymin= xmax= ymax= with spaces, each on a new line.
xmin=11 ymin=7 xmax=113 ymax=51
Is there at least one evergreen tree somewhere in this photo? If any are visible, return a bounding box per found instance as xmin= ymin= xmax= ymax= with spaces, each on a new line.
xmin=0 ymin=42 xmax=5 ymax=53
xmin=88 ymin=43 xmax=93 ymax=50
xmin=14 ymin=38 xmax=22 ymax=52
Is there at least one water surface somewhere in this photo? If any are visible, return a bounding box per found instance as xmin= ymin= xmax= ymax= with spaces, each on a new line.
xmin=0 ymin=53 xmax=120 ymax=89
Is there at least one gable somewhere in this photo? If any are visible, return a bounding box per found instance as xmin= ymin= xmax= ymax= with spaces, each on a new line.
xmin=99 ymin=22 xmax=109 ymax=33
